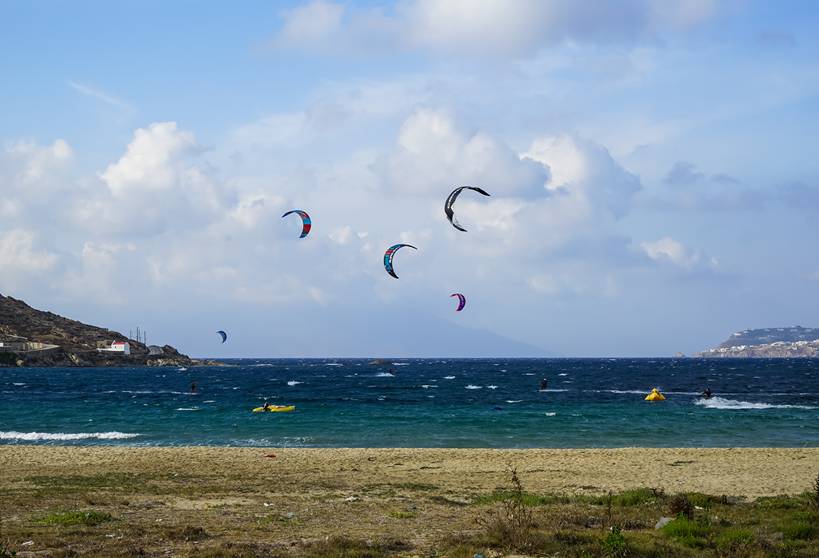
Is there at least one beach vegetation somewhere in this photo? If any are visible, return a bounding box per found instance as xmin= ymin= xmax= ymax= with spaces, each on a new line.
xmin=756 ymin=495 xmax=804 ymax=510
xmin=812 ymin=472 xmax=819 ymax=509
xmin=661 ymin=516 xmax=710 ymax=548
xmin=165 ymin=525 xmax=209 ymax=541
xmin=300 ymin=536 xmax=409 ymax=558
xmin=715 ymin=527 xmax=754 ymax=551
xmin=606 ymin=488 xmax=660 ymax=507
xmin=387 ymin=510 xmax=416 ymax=519
xmin=601 ymin=526 xmax=629 ymax=558
xmin=37 ymin=510 xmax=112 ymax=527
xmin=0 ymin=542 xmax=16 ymax=558
xmin=780 ymin=511 xmax=818 ymax=541
xmin=476 ymin=467 xmax=544 ymax=552
xmin=668 ymin=494 xmax=694 ymax=519
xmin=394 ymin=481 xmax=438 ymax=491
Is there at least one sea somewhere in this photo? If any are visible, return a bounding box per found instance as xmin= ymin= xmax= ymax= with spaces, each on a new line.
xmin=1 ymin=358 xmax=817 ymax=448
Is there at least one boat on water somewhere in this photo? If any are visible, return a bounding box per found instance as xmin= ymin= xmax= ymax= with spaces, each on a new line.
xmin=252 ymin=405 xmax=296 ymax=413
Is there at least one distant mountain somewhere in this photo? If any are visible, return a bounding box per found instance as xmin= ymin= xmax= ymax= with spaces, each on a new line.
xmin=0 ymin=293 xmax=206 ymax=367
xmin=698 ymin=326 xmax=819 ymax=358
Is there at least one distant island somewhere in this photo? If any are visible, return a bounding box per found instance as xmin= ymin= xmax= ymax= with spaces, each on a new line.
xmin=0 ymin=294 xmax=214 ymax=367
xmin=697 ymin=326 xmax=819 ymax=358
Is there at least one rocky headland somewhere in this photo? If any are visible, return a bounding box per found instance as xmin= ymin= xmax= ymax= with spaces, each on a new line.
xmin=0 ymin=293 xmax=217 ymax=367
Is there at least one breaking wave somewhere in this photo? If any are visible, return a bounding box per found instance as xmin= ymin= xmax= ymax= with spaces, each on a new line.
xmin=0 ymin=431 xmax=140 ymax=441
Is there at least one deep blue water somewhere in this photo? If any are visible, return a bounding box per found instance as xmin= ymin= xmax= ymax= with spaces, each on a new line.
xmin=1 ymin=358 xmax=818 ymax=447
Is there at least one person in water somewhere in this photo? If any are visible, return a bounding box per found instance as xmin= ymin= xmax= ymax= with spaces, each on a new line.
xmin=539 ymin=378 xmax=548 ymax=391
xmin=190 ymin=382 xmax=197 ymax=393
xmin=263 ymin=400 xmax=271 ymax=411
xmin=700 ymin=387 xmax=713 ymax=399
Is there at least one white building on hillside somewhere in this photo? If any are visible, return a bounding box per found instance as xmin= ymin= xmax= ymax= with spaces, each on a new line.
xmin=97 ymin=341 xmax=130 ymax=355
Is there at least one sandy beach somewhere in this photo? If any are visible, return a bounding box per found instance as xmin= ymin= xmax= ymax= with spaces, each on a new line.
xmin=2 ymin=446 xmax=818 ymax=556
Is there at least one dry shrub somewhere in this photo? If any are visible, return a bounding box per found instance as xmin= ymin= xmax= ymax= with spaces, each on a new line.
xmin=476 ymin=466 xmax=541 ymax=552
xmin=668 ymin=494 xmax=693 ymax=519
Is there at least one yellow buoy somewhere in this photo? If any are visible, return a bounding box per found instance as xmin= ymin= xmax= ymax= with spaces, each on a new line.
xmin=644 ymin=388 xmax=666 ymax=401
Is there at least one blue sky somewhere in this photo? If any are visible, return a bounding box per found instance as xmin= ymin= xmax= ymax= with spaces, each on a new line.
xmin=1 ymin=0 xmax=818 ymax=357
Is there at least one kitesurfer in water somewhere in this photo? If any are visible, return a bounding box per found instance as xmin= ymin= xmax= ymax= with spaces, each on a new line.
xmin=263 ymin=400 xmax=271 ymax=412
xmin=539 ymin=378 xmax=548 ymax=391
xmin=700 ymin=387 xmax=713 ymax=399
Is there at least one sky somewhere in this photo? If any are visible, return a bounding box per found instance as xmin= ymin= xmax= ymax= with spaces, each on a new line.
xmin=1 ymin=0 xmax=818 ymax=357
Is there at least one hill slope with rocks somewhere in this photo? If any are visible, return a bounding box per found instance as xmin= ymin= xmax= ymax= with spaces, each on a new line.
xmin=0 ymin=294 xmax=212 ymax=367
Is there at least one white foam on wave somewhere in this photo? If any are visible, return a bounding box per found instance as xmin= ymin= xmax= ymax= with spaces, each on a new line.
xmin=695 ymin=397 xmax=817 ymax=410
xmin=176 ymin=407 xmax=200 ymax=411
xmin=325 ymin=363 xmax=344 ymax=366
xmin=506 ymin=400 xmax=523 ymax=404
xmin=544 ymin=412 xmax=557 ymax=417
xmin=465 ymin=384 xmax=482 ymax=390
xmin=421 ymin=384 xmax=438 ymax=389
xmin=287 ymin=380 xmax=302 ymax=386
xmin=443 ymin=375 xmax=456 ymax=380
xmin=392 ymin=362 xmax=410 ymax=366
xmin=376 ymin=372 xmax=395 ymax=377
xmin=0 ymin=431 xmax=140 ymax=441
xmin=539 ymin=388 xmax=569 ymax=392
xmin=558 ymin=373 xmax=568 ymax=376
xmin=487 ymin=385 xmax=498 ymax=389
xmin=12 ymin=382 xmax=26 ymax=386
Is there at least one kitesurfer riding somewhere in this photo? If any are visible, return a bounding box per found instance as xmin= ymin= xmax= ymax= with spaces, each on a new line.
xmin=700 ymin=387 xmax=713 ymax=399
xmin=539 ymin=378 xmax=548 ymax=391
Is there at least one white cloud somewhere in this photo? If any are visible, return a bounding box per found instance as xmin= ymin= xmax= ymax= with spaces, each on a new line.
xmin=272 ymin=0 xmax=717 ymax=58
xmin=640 ymin=236 xmax=717 ymax=272
xmin=4 ymin=138 xmax=73 ymax=185
xmin=379 ymin=108 xmax=549 ymax=197
xmin=82 ymin=122 xmax=236 ymax=235
xmin=0 ymin=230 xmax=58 ymax=290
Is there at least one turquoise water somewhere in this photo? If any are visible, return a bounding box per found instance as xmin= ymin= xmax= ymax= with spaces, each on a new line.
xmin=1 ymin=358 xmax=817 ymax=447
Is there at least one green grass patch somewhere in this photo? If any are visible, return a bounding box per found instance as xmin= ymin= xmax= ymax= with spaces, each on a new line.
xmin=715 ymin=527 xmax=754 ymax=550
xmin=387 ymin=510 xmax=416 ymax=519
xmin=299 ymin=536 xmax=409 ymax=558
xmin=600 ymin=526 xmax=629 ymax=558
xmin=780 ymin=512 xmax=819 ymax=541
xmin=37 ymin=510 xmax=112 ymax=527
xmin=472 ymin=490 xmax=569 ymax=506
xmin=661 ymin=516 xmax=710 ymax=548
xmin=687 ymin=492 xmax=726 ymax=509
xmin=757 ymin=495 xmax=806 ymax=510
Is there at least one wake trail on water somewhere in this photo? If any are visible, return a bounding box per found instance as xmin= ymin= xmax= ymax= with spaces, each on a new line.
xmin=694 ymin=397 xmax=817 ymax=410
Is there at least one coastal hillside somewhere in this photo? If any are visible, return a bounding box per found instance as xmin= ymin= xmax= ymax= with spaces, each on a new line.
xmin=0 ymin=293 xmax=202 ymax=367
xmin=698 ymin=326 xmax=819 ymax=357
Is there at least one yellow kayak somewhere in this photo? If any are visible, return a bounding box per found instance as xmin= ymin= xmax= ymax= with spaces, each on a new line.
xmin=645 ymin=389 xmax=666 ymax=401
xmin=252 ymin=405 xmax=296 ymax=413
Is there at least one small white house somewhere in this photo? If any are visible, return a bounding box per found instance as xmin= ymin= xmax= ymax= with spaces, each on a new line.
xmin=97 ymin=341 xmax=131 ymax=355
